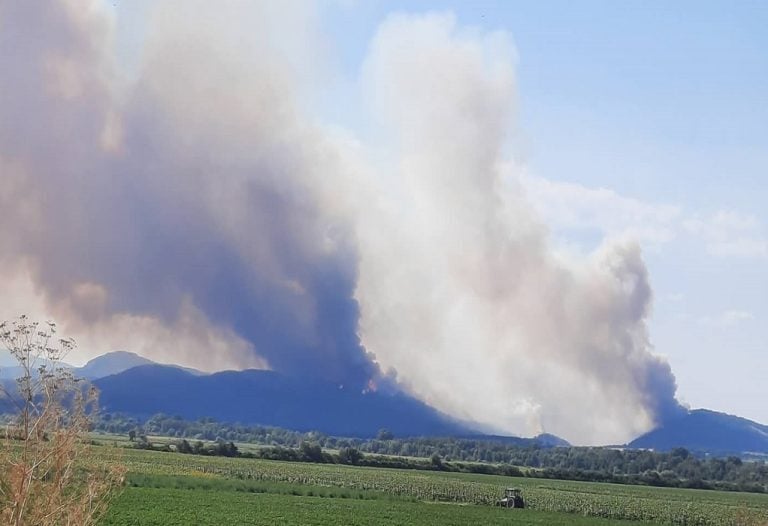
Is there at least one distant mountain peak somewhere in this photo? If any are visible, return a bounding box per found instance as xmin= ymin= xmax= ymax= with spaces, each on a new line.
xmin=77 ymin=351 xmax=203 ymax=380
xmin=628 ymin=408 xmax=768 ymax=455
xmin=77 ymin=351 xmax=156 ymax=379
xmin=81 ymin=350 xmax=151 ymax=367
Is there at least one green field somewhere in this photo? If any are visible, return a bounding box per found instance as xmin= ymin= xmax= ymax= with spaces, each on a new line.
xmin=104 ymin=485 xmax=645 ymax=526
xmin=97 ymin=447 xmax=768 ymax=525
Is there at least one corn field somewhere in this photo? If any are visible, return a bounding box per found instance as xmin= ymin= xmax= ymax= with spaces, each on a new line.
xmin=96 ymin=448 xmax=768 ymax=525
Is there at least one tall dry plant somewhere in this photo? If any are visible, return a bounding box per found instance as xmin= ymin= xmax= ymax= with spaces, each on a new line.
xmin=0 ymin=315 xmax=125 ymax=526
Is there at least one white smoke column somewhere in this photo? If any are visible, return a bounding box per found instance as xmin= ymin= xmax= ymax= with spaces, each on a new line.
xmin=355 ymin=13 xmax=679 ymax=445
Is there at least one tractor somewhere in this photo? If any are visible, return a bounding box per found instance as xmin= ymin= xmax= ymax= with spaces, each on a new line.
xmin=496 ymin=487 xmax=525 ymax=508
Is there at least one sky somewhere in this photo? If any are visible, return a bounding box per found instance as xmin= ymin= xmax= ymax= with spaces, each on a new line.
xmin=0 ymin=1 xmax=765 ymax=444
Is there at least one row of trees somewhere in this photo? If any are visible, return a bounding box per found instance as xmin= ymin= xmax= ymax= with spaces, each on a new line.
xmin=96 ymin=413 xmax=768 ymax=493
xmin=124 ymin=435 xmax=768 ymax=493
xmin=133 ymin=435 xmax=240 ymax=458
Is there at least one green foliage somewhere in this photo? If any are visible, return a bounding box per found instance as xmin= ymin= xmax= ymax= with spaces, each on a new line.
xmin=299 ymin=441 xmax=325 ymax=463
xmin=122 ymin=473 xmax=397 ymax=500
xmin=338 ymin=447 xmax=363 ymax=466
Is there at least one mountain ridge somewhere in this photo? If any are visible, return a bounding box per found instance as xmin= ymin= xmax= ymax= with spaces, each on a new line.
xmin=76 ymin=351 xmax=204 ymax=379
xmin=4 ymin=350 xmax=766 ymax=452
xmin=628 ymin=409 xmax=768 ymax=454
xmin=0 ymin=350 xmax=202 ymax=380
xmin=93 ymin=364 xmax=471 ymax=438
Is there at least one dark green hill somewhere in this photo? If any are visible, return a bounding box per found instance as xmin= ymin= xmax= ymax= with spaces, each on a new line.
xmin=94 ymin=365 xmax=470 ymax=438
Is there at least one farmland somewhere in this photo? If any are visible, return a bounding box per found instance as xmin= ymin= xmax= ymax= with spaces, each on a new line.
xmin=97 ymin=447 xmax=768 ymax=525
xmin=103 ymin=485 xmax=643 ymax=526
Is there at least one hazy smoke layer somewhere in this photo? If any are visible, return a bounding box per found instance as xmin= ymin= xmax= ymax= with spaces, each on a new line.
xmin=0 ymin=2 xmax=680 ymax=443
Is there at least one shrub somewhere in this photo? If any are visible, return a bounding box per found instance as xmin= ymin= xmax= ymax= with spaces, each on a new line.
xmin=0 ymin=316 xmax=125 ymax=526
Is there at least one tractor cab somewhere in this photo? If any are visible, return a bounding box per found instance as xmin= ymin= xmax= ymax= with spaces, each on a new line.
xmin=496 ymin=487 xmax=525 ymax=508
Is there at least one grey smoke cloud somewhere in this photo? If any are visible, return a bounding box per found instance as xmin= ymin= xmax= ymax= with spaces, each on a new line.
xmin=0 ymin=2 xmax=681 ymax=443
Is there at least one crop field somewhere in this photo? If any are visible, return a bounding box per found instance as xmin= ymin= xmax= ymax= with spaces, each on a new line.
xmin=96 ymin=447 xmax=768 ymax=525
xmin=103 ymin=485 xmax=645 ymax=526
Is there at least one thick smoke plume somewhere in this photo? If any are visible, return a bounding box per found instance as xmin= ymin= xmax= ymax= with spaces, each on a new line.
xmin=0 ymin=2 xmax=681 ymax=443
xmin=352 ymin=13 xmax=681 ymax=444
xmin=0 ymin=1 xmax=375 ymax=387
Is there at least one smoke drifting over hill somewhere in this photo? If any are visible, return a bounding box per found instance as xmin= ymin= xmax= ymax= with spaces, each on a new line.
xmin=0 ymin=1 xmax=681 ymax=443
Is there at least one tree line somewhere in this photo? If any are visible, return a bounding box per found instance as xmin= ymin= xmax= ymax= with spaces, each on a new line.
xmin=94 ymin=413 xmax=768 ymax=493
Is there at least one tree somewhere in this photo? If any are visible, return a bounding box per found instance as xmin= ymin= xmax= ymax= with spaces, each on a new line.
xmin=134 ymin=434 xmax=151 ymax=450
xmin=0 ymin=316 xmax=125 ymax=525
xmin=175 ymin=439 xmax=193 ymax=454
xmin=377 ymin=428 xmax=394 ymax=441
xmin=430 ymin=453 xmax=444 ymax=470
xmin=299 ymin=441 xmax=324 ymax=462
xmin=338 ymin=447 xmax=363 ymax=465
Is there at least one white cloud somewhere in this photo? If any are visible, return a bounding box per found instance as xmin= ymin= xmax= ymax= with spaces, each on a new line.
xmin=517 ymin=172 xmax=682 ymax=248
xmin=685 ymin=211 xmax=768 ymax=259
xmin=698 ymin=310 xmax=755 ymax=328
xmin=517 ymin=174 xmax=768 ymax=260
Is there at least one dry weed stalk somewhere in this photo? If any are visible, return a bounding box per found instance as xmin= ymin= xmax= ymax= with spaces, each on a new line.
xmin=0 ymin=316 xmax=125 ymax=526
